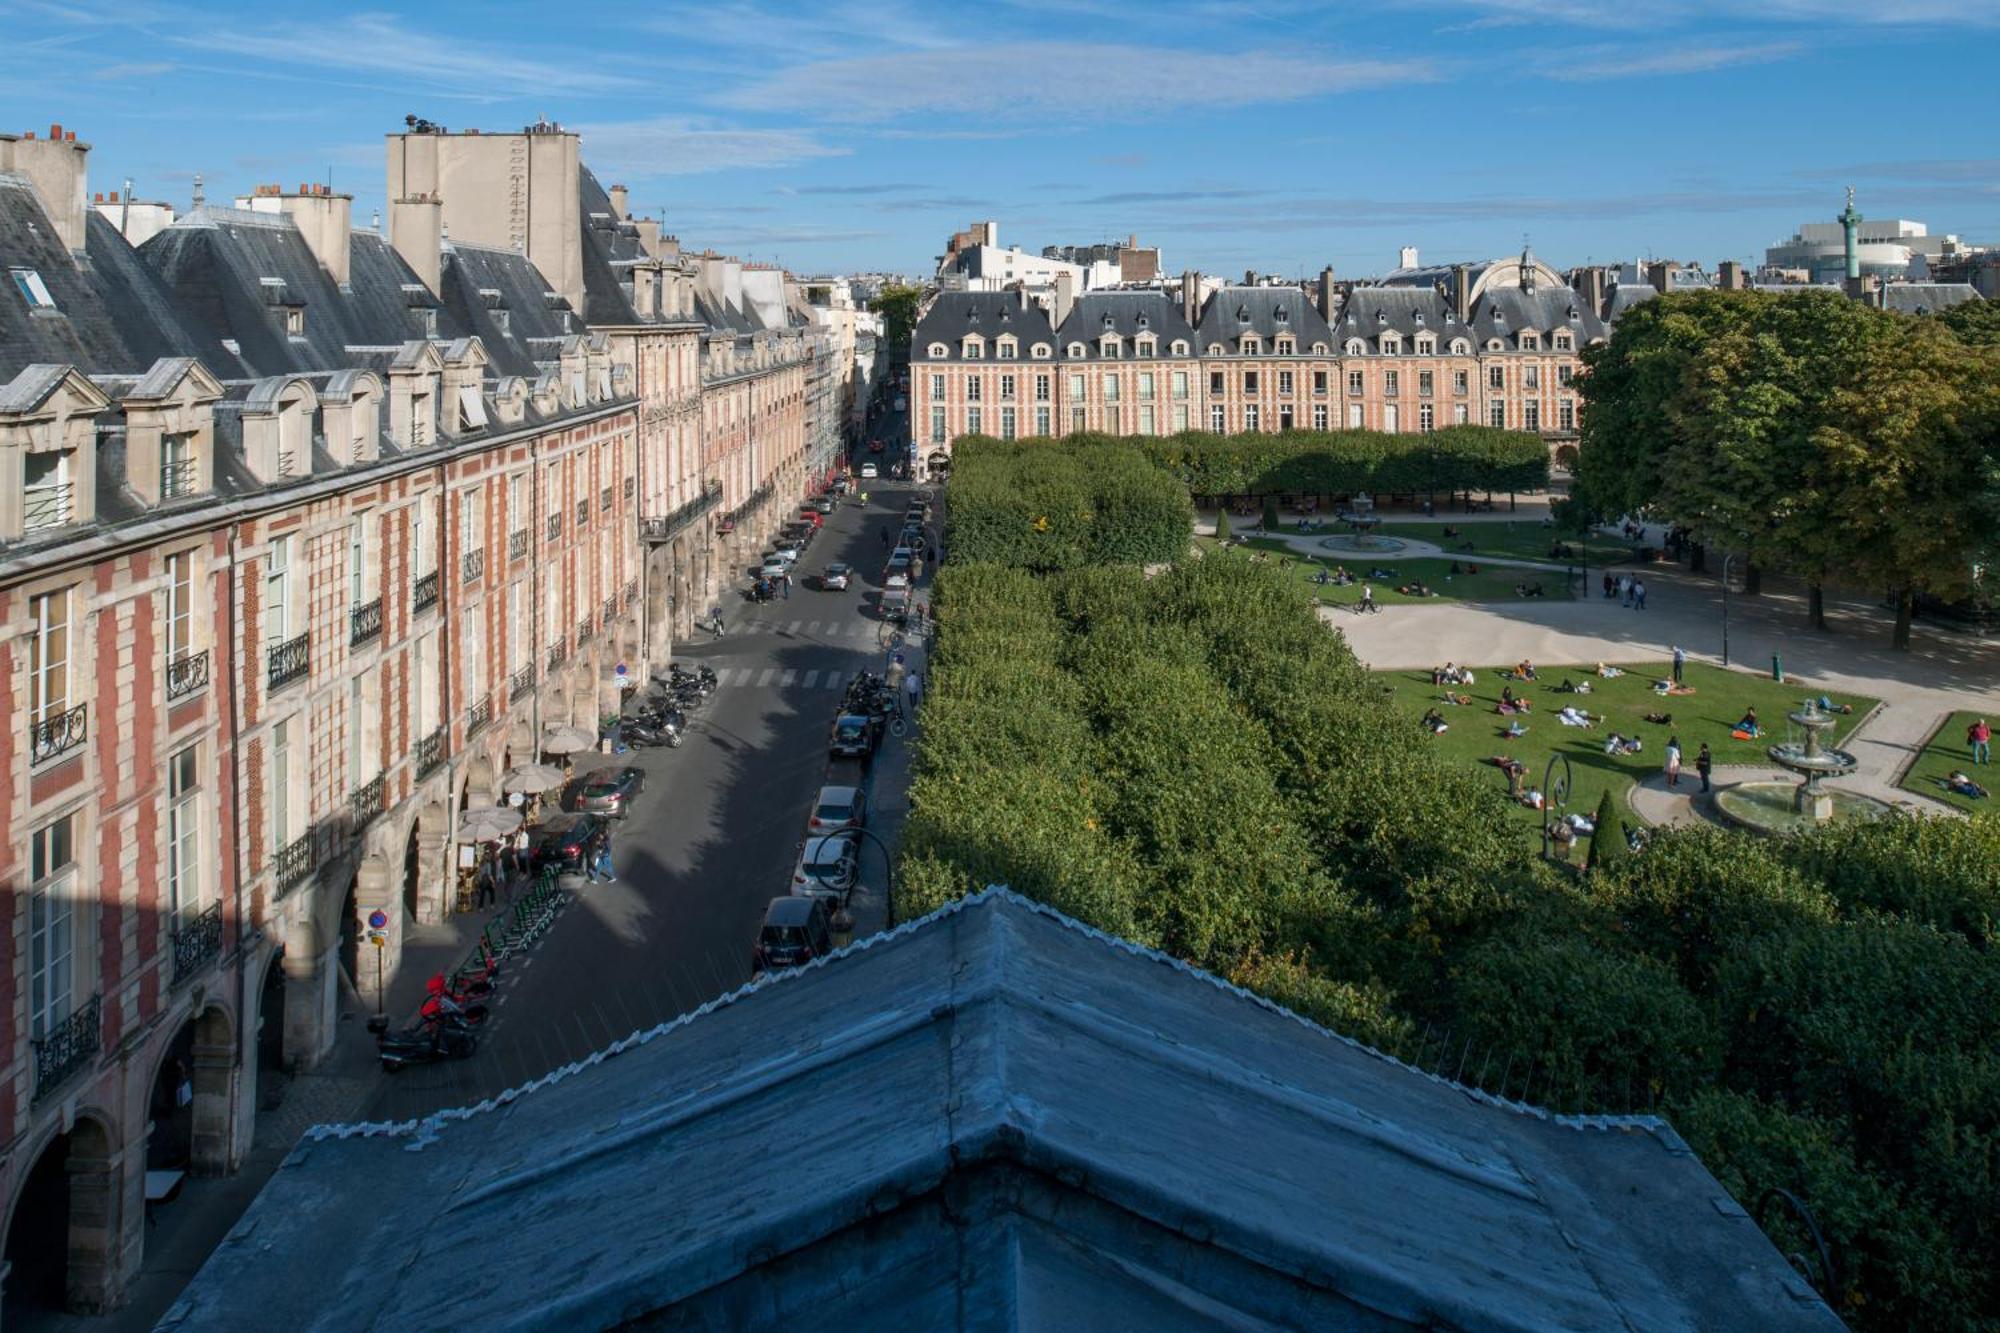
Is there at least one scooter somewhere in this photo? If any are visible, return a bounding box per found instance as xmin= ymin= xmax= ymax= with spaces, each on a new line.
xmin=377 ymin=1016 xmax=479 ymax=1070
xmin=624 ymin=719 xmax=683 ymax=749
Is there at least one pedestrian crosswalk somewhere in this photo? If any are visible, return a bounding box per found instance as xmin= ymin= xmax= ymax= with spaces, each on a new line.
xmin=739 ymin=618 xmax=887 ymax=640
xmin=700 ymin=665 xmax=874 ymax=690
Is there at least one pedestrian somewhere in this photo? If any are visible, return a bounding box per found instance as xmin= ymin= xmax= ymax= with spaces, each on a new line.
xmin=1970 ymin=717 xmax=1992 ymax=765
xmin=475 ymin=853 xmax=498 ymax=908
xmin=926 ymin=543 xmax=936 ymax=566
xmin=1671 ymin=643 xmax=1685 ymax=684
xmin=1602 ymin=572 xmax=1615 ymax=599
xmin=781 ymin=571 xmax=791 ymax=600
xmin=1634 ymin=577 xmax=1647 ymax=610
xmin=511 ymin=826 xmax=531 ymax=880
xmin=1359 ymin=584 xmax=1376 ymax=614
xmin=885 ymin=653 xmax=906 ymax=692
xmin=1695 ymin=742 xmax=1713 ymax=793
xmin=1665 ymin=736 xmax=1682 ymax=789
xmin=881 ymin=526 xmax=891 ymax=546
xmin=1619 ymin=574 xmax=1633 ymax=606
xmin=591 ymin=829 xmax=615 ymax=884
xmin=904 ymin=669 xmax=921 ymax=712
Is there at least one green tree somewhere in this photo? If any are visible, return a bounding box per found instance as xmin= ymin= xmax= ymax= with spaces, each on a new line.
xmin=869 ymin=282 xmax=925 ymax=349
xmin=1587 ymin=789 xmax=1627 ymax=873
xmin=1262 ymin=494 xmax=1281 ymax=531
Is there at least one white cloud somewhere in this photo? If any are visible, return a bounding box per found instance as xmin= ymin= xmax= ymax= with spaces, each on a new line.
xmin=1431 ymin=0 xmax=2000 ymax=25
xmin=1548 ymin=40 xmax=1803 ymax=80
xmin=576 ymin=118 xmax=849 ymax=176
xmin=720 ymin=43 xmax=1436 ymax=121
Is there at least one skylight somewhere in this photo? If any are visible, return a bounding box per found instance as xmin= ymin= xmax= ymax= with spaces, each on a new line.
xmin=11 ymin=268 xmax=56 ymax=311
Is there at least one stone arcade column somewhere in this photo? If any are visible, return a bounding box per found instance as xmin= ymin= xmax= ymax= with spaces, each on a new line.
xmin=188 ymin=1011 xmax=241 ymax=1175
xmin=283 ymin=916 xmax=340 ymax=1071
xmin=412 ymin=814 xmax=450 ymax=927
xmin=67 ymin=1123 xmax=127 ymax=1314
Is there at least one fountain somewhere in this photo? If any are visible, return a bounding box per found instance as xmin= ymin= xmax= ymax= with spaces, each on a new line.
xmin=1317 ymin=491 xmax=1408 ymax=554
xmin=1713 ymin=700 xmax=1893 ymax=834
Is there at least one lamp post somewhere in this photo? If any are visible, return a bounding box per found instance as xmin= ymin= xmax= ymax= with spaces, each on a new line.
xmin=1540 ymin=752 xmax=1574 ymax=862
xmin=800 ymin=825 xmax=896 ymax=934
xmin=1722 ymin=553 xmax=1741 ymax=667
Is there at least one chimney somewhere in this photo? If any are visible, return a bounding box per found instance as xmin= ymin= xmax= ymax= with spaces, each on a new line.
xmin=1399 ymin=245 xmax=1419 ymax=269
xmin=1646 ymin=261 xmax=1672 ymax=295
xmin=634 ymin=217 xmax=661 ymax=258
xmin=1716 ymin=260 xmax=1747 ymax=291
xmin=1318 ymin=265 xmax=1337 ymax=323
xmin=1127 ymin=233 xmax=1137 ymax=249
xmin=608 ymin=183 xmax=628 ymax=219
xmin=390 ymin=194 xmax=443 ymax=294
xmin=1576 ymin=266 xmax=1608 ymax=313
xmin=0 ymin=126 xmax=92 ymax=252
xmin=1052 ymin=270 xmax=1075 ymax=332
xmin=1451 ymin=264 xmax=1472 ymax=323
xmin=276 ymin=187 xmax=354 ymax=287
xmin=1182 ymin=269 xmax=1203 ymax=328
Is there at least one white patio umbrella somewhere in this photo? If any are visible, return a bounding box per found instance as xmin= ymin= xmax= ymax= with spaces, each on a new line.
xmin=540 ymin=724 xmax=597 ymax=756
xmin=455 ymin=806 xmax=523 ymax=844
xmin=502 ymin=763 xmax=568 ymax=795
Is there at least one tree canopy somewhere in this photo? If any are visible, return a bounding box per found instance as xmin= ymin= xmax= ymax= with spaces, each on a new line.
xmin=869 ymin=283 xmax=925 ymax=349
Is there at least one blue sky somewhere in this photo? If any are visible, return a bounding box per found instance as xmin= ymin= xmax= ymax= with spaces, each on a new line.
xmin=2 ymin=0 xmax=1995 ymax=278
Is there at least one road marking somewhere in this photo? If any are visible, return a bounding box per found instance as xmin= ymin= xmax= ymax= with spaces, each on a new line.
xmin=788 ymin=620 xmax=802 ymax=634
xmin=757 ymin=668 xmax=777 ymax=687
xmin=780 ymin=669 xmax=798 ymax=687
xmin=802 ymin=669 xmax=821 ymax=688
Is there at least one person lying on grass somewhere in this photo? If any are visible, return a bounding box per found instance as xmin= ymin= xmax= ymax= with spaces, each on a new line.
xmin=1553 ymin=678 xmax=1592 ymax=695
xmin=1643 ymin=711 xmax=1673 ymax=725
xmin=1596 ymin=663 xmax=1624 ymax=678
xmin=1604 ymin=732 xmax=1644 ymax=756
xmin=1440 ymin=691 xmax=1474 ymax=706
xmin=1557 ymin=706 xmax=1596 ymax=727
xmin=1946 ymin=771 xmax=1990 ymax=799
xmin=1421 ymin=708 xmax=1449 ymax=734
xmin=1813 ymin=695 xmax=1854 ymax=715
xmin=1502 ymin=720 xmax=1528 ymax=738
xmin=1514 ymin=581 xmax=1546 ymax=598
xmin=1498 ymin=687 xmax=1533 ymax=714
xmin=1397 ymin=581 xmax=1436 ymax=597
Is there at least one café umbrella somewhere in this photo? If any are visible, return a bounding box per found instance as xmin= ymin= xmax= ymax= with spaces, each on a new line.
xmin=540 ymin=724 xmax=597 ymax=756
xmin=455 ymin=806 xmax=523 ymax=844
xmin=501 ymin=763 xmax=567 ymax=795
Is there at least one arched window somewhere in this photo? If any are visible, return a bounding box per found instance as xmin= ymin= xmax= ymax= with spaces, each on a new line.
xmin=928 ymin=343 xmax=948 ymax=358
xmin=1068 ymin=343 xmax=1086 ymax=359
xmin=1171 ymin=340 xmax=1189 ymax=356
xmin=1345 ymin=339 xmax=1365 ymax=356
xmin=1031 ymin=343 xmax=1052 ymax=359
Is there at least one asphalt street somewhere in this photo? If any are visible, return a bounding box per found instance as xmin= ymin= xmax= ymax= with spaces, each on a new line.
xmin=362 ymin=463 xmax=929 ymax=1121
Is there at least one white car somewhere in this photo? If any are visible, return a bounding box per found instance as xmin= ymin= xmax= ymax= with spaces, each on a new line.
xmin=822 ymin=563 xmax=852 ymax=591
xmin=859 ymin=462 xmax=878 ymax=479
xmin=766 ymin=547 xmax=800 ymax=568
xmin=792 ymin=834 xmax=860 ymax=902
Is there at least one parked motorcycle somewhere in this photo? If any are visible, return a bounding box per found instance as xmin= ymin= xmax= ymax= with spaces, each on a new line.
xmin=377 ymin=1017 xmax=479 ymax=1070
xmin=624 ymin=719 xmax=683 ymax=749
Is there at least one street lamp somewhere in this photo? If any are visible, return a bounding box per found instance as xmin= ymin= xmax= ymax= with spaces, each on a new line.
xmin=799 ymin=825 xmax=896 ymax=933
xmin=1539 ymin=752 xmax=1574 ymax=863
xmin=1722 ymin=553 xmax=1741 ymax=667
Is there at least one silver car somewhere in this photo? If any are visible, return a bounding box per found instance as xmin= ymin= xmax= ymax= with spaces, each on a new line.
xmin=574 ymin=766 xmax=645 ymax=816
xmin=808 ymin=784 xmax=868 ymax=834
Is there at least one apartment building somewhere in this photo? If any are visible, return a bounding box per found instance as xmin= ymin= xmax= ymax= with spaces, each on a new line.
xmin=0 ymin=120 xmax=830 ymax=1315
xmin=909 ymin=250 xmax=1604 ymax=478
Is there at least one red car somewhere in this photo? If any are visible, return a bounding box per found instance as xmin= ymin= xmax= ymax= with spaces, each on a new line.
xmin=868 ymin=440 xmax=884 ymax=454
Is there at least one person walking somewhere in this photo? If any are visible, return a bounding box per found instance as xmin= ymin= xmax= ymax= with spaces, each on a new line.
xmin=1602 ymin=572 xmax=1615 ymax=599
xmin=1970 ymin=717 xmax=1992 ymax=765
xmin=1695 ymin=742 xmax=1713 ymax=793
xmin=1671 ymin=643 xmax=1685 ymax=684
xmin=1359 ymin=583 xmax=1376 ymax=614
xmin=1618 ymin=574 xmax=1632 ymax=606
xmin=1664 ymin=736 xmax=1683 ymax=789
xmin=590 ymin=829 xmax=615 ymax=884
xmin=881 ymin=525 xmax=892 ymax=546
xmin=780 ymin=570 xmax=791 ymax=600
xmin=474 ymin=853 xmax=498 ymax=908
xmin=904 ymin=669 xmax=922 ymax=714
xmin=1633 ymin=577 xmax=1648 ymax=610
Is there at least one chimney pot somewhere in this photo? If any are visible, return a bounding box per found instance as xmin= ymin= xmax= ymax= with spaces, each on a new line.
xmin=49 ymin=122 xmax=62 ymax=139
xmin=66 ymin=131 xmax=75 ymax=142
xmin=108 ymin=190 xmax=118 ymax=202
xmin=22 ymin=131 xmax=32 ymax=140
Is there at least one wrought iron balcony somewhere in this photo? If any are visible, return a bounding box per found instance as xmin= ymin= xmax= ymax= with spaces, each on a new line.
xmin=165 ymin=649 xmax=210 ymax=701
xmin=511 ymin=664 xmax=537 ymax=703
xmin=350 ymin=597 xmax=383 ymax=646
xmin=350 ymin=773 xmax=384 ymax=826
xmin=413 ymin=569 xmax=440 ymax=614
xmin=267 ymin=631 xmax=310 ymax=691
xmin=575 ymin=616 xmax=594 ymax=646
xmin=600 ymin=485 xmax=614 ymax=513
xmin=172 ymin=901 xmax=224 ymax=984
xmin=23 ymin=480 xmax=75 ymax=533
xmin=547 ymin=512 xmax=563 ymax=543
xmin=32 ymin=994 xmax=100 ymax=1103
xmin=639 ymin=479 xmax=723 ymax=544
xmin=575 ymin=498 xmax=589 ymax=529
xmin=723 ymin=481 xmax=777 ymax=528
xmin=274 ymin=832 xmax=314 ymax=897
xmin=547 ymin=640 xmax=569 ymax=671
xmin=462 ymin=548 xmax=486 ymax=586
xmin=509 ymin=528 xmax=531 ymax=562
xmin=623 ymin=476 xmax=635 ymax=499
xmin=602 ymin=594 xmax=618 ymax=625
xmin=416 ymin=726 xmax=447 ymax=778
xmin=30 ymin=702 xmax=88 ymax=765
xmin=160 ymin=456 xmax=197 ymax=500
xmin=468 ymin=697 xmax=492 ymax=735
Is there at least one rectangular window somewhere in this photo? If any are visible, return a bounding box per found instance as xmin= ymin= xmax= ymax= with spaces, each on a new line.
xmin=966 ymin=377 xmax=982 ymax=403
xmin=348 ymin=520 xmax=367 ymax=606
xmin=1347 ymin=403 xmax=1364 ymax=428
xmin=1243 ymin=370 xmax=1259 ymax=394
xmin=1172 ymin=370 xmax=1188 ymax=401
xmin=167 ymin=551 xmax=193 ymax=661
xmin=1001 ymin=407 xmax=1017 ymax=440
xmin=1072 ymin=406 xmax=1088 ymax=431
xmin=1524 ymin=365 xmax=1541 ymax=390
xmin=1210 ymin=404 xmax=1226 ymax=432
xmin=1385 ymin=370 xmax=1400 ymax=398
xmin=271 ymin=718 xmax=292 ymax=853
xmin=1036 ymin=406 xmax=1051 ymax=435
xmin=1244 ymin=404 xmax=1260 ymax=432
xmin=23 ymin=449 xmax=71 ymax=532
xmin=1209 ymin=371 xmax=1225 ymax=396
xmin=1035 ymin=374 xmax=1051 ymax=402
xmin=1489 ymin=399 xmax=1506 ymax=427
xmin=161 ymin=432 xmax=194 ymax=499
xmin=1558 ymin=365 xmax=1574 ymax=386
xmin=1278 ymin=370 xmax=1293 ymax=395
xmin=1347 ymin=370 xmax=1363 ymax=396
xmin=930 ymin=406 xmax=946 ymax=443
xmin=508 ymin=472 xmax=528 ymax=537
xmin=1419 ymin=371 xmax=1434 ymax=397
xmin=1313 ymin=370 xmax=1328 ymax=396
xmin=1560 ymin=399 xmax=1576 ymax=431
xmin=1524 ymin=400 xmax=1541 ymax=431
xmin=1453 ymin=370 xmax=1469 ymax=396
xmin=1488 ymin=365 xmax=1505 ymax=390
xmin=1068 ymin=373 xmax=1084 ymax=399
xmin=1278 ymin=408 xmax=1293 ymax=431
xmin=1454 ymin=403 xmax=1469 ymax=425
xmin=1102 ymin=375 xmax=1120 ymax=402
xmin=1139 ymin=372 xmax=1155 ymax=401
xmin=1384 ymin=403 xmax=1399 ymax=433
xmin=1106 ymin=405 xmax=1121 ymax=435
xmin=1140 ymin=404 xmax=1156 ymax=435
xmin=1313 ymin=404 xmax=1328 ymax=431
xmin=167 ymin=744 xmax=200 ymax=919
xmin=1419 ymin=403 xmax=1435 ymax=433
xmin=998 ymin=342 xmax=1016 ymax=360
xmin=12 ymin=266 xmax=57 ymax=310
xmin=1000 ymin=374 xmax=1016 ymax=401
xmin=265 ymin=536 xmax=292 ymax=645
xmin=29 ymin=816 xmax=76 ymax=1040
xmin=1173 ymin=405 xmax=1189 ymax=431
xmin=967 ymin=407 xmax=982 ymax=435
xmin=28 ymin=589 xmax=72 ymax=735
xmin=930 ymin=374 xmax=945 ymax=399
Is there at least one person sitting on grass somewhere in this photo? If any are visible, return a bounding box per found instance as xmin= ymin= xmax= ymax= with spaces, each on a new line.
xmin=1500 ymin=686 xmax=1534 ymax=714
xmin=1368 ymin=565 xmax=1398 ymax=579
xmin=1643 ymin=710 xmax=1673 ymax=725
xmin=1513 ymin=660 xmax=1538 ymax=681
xmin=1313 ymin=568 xmax=1331 ymax=587
xmin=1333 ymin=565 xmax=1354 ymax=585
xmin=1603 ymin=732 xmax=1643 ymax=756
xmin=1515 ymin=580 xmax=1546 ymax=598
xmin=1735 ymin=708 xmax=1761 ymax=738
xmin=1397 ymin=581 xmax=1435 ymax=598
xmin=1946 ymin=771 xmax=1990 ymax=799
xmin=1421 ymin=708 xmax=1449 ymax=735
xmin=1442 ymin=525 xmax=1461 ymax=539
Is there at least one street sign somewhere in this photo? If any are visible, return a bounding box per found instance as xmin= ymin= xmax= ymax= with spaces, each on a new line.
xmin=368 ymin=931 xmax=387 ymax=948
xmin=367 ymin=910 xmax=388 ymax=930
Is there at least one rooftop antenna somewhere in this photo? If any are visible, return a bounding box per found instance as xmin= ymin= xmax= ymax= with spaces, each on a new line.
xmin=191 ymin=172 xmax=205 ymax=210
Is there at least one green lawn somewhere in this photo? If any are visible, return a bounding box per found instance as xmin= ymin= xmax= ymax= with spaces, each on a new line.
xmin=1373 ymin=662 xmax=1876 ymax=850
xmin=1375 ymin=520 xmax=1638 ymax=567
xmin=1242 ymin=538 xmax=1574 ymax=605
xmin=1899 ymin=710 xmax=1997 ymax=813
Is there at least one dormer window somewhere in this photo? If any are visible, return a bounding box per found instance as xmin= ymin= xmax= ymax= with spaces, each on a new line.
xmin=1381 ymin=336 xmax=1401 ymax=355
xmin=963 ymin=337 xmax=983 ymax=360
xmin=1241 ymin=337 xmax=1260 ymax=355
xmin=1068 ymin=343 xmax=1085 ymax=359
xmin=1275 ymin=337 xmax=1294 ymax=355
xmin=1553 ymin=332 xmax=1572 ymax=350
xmin=1136 ymin=336 xmax=1156 ymax=357
xmin=1274 ymin=307 xmax=1289 ymax=323
xmin=997 ymin=337 xmax=1017 ymax=360
xmin=22 ymin=450 xmax=72 ymax=532
xmin=1030 ymin=343 xmax=1051 ymax=359
xmin=1452 ymin=338 xmax=1470 ymax=355
xmin=1414 ymin=312 xmax=1425 ymax=325
xmin=1136 ymin=313 xmax=1150 ymax=329
xmin=1171 ymin=339 xmax=1189 ymax=355
xmin=11 ymin=268 xmax=56 ymax=311
xmin=1102 ymin=314 xmax=1116 ymax=330
xmin=1346 ymin=339 xmax=1365 ymax=356
xmin=1519 ymin=333 xmax=1540 ymax=350
xmin=1376 ymin=310 xmax=1388 ymax=324
xmin=284 ymin=307 xmax=305 ymax=337
xmin=929 ymin=342 xmax=948 ymax=358
xmin=1236 ymin=305 xmax=1250 ymax=322
xmin=421 ymin=309 xmax=438 ymax=338
xmin=1415 ymin=336 xmax=1435 ymax=355
xmin=1100 ymin=335 xmax=1121 ymax=359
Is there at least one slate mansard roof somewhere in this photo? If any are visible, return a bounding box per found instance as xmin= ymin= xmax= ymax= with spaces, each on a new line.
xmin=1195 ymin=283 xmax=1334 ymax=352
xmin=162 ymin=889 xmax=1839 ymax=1333
xmin=1054 ymin=289 xmax=1196 ymax=357
xmin=913 ymin=290 xmax=1057 ymax=360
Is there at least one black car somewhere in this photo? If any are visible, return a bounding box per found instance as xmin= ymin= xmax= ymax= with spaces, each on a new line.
xmin=829 ymin=712 xmax=881 ymax=761
xmin=753 ymin=896 xmax=834 ymax=974
xmin=572 ymin=766 xmax=645 ymax=817
xmin=528 ymin=813 xmax=608 ymax=874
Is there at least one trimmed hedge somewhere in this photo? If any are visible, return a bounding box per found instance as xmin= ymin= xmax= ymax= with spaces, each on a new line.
xmin=1135 ymin=425 xmax=1551 ymax=497
xmin=943 ymin=435 xmax=1193 ymax=571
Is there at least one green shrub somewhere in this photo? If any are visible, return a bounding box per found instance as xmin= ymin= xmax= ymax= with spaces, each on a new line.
xmin=1587 ymin=789 xmax=1627 ymax=873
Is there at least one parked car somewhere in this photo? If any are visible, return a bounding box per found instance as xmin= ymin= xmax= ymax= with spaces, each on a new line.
xmin=860 ymin=462 xmax=879 ymax=479
xmin=773 ymin=539 xmax=805 ymax=561
xmin=886 ymin=549 xmax=913 ymax=578
xmin=821 ymin=563 xmax=852 ymax=591
xmin=809 ymin=496 xmax=836 ymax=514
xmin=573 ymin=766 xmax=645 ymax=817
xmin=796 ymin=508 xmax=824 ymax=527
xmin=831 ymin=477 xmax=852 ymax=496
xmin=808 ymin=784 xmax=869 ymax=834
xmin=756 ymin=557 xmax=788 ymax=581
xmin=791 ymin=834 xmax=861 ymax=901
xmin=529 ymin=813 xmax=608 ymax=874
xmin=767 ymin=547 xmax=800 ymax=568
xmin=829 ymin=712 xmax=881 ymax=761
xmin=752 ymin=896 xmax=834 ymax=975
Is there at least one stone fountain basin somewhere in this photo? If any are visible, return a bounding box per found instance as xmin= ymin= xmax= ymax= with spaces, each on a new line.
xmin=1715 ymin=781 xmax=1893 ymax=834
xmin=1766 ymin=743 xmax=1859 ymax=774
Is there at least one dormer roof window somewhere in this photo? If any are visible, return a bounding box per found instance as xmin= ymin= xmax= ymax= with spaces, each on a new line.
xmin=1413 ymin=312 xmax=1425 ymax=325
xmin=10 ymin=268 xmax=55 ymax=311
xmin=1236 ymin=305 xmax=1250 ymax=323
xmin=1135 ymin=313 xmax=1149 ymax=329
xmin=1274 ymin=306 xmax=1288 ymax=322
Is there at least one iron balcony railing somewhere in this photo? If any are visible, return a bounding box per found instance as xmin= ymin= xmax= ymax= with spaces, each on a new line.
xmin=575 ymin=616 xmax=594 ymax=646
xmin=172 ymin=901 xmax=224 ymax=985
xmin=575 ymin=498 xmax=590 ymax=530
xmin=413 ymin=569 xmax=440 ymax=614
xmin=416 ymin=726 xmax=447 ymax=778
xmin=350 ymin=773 xmax=384 ymax=827
xmin=639 ymin=479 xmax=723 ymax=544
xmin=165 ymin=649 xmax=210 ymax=701
xmin=267 ymin=631 xmax=310 ymax=691
xmin=23 ymin=480 xmax=75 ymax=533
xmin=600 ymin=485 xmax=614 ymax=513
xmin=32 ymin=994 xmax=100 ymax=1103
xmin=30 ymin=702 xmax=88 ymax=765
xmin=462 ymin=548 xmax=485 ymax=586
xmin=624 ymin=578 xmax=638 ymax=607
xmin=468 ymin=697 xmax=492 ymax=735
xmin=351 ymin=597 xmax=383 ymax=646
xmin=160 ymin=456 xmax=197 ymax=500
xmin=547 ymin=512 xmax=563 ymax=543
xmin=602 ymin=594 xmax=618 ymax=625
xmin=623 ymin=476 xmax=635 ymax=499
xmin=723 ymin=481 xmax=776 ymax=528
xmin=274 ymin=832 xmax=314 ymax=897
xmin=511 ymin=664 xmax=537 ymax=703
xmin=547 ymin=640 xmax=569 ymax=671
xmin=509 ymin=528 xmax=531 ymax=562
